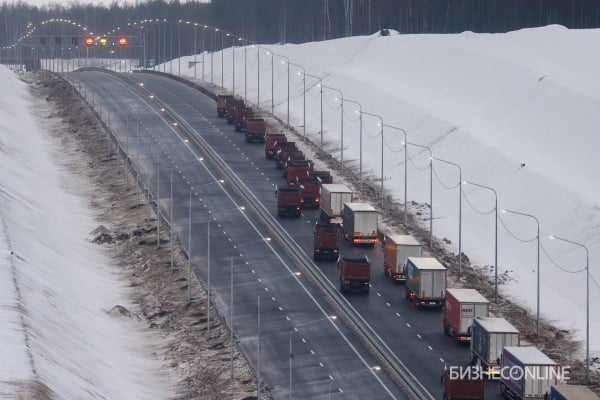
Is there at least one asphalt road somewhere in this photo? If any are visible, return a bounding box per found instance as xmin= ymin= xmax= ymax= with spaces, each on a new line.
xmin=71 ymin=70 xmax=405 ymax=400
xmin=71 ymin=69 xmax=504 ymax=400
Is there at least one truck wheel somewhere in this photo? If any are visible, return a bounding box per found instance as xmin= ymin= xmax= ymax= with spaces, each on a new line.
xmin=363 ymin=286 xmax=370 ymax=294
xmin=339 ymin=283 xmax=345 ymax=293
xmin=405 ymin=287 xmax=410 ymax=300
xmin=313 ymin=253 xmax=320 ymax=261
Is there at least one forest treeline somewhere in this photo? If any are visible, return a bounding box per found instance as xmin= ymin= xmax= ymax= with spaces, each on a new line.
xmin=2 ymin=0 xmax=600 ymax=47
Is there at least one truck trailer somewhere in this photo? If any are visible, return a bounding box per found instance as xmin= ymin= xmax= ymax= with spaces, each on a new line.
xmin=244 ymin=118 xmax=266 ymax=143
xmin=404 ymin=257 xmax=446 ymax=307
xmin=499 ymin=346 xmax=558 ymax=400
xmin=443 ymin=288 xmax=489 ymax=342
xmin=342 ymin=202 xmax=378 ymax=246
xmin=276 ymin=186 xmax=302 ymax=217
xmin=470 ymin=317 xmax=520 ymax=372
xmin=383 ymin=234 xmax=422 ymax=281
xmin=313 ymin=222 xmax=339 ymax=261
xmin=550 ymin=385 xmax=599 ymax=400
xmin=338 ymin=256 xmax=370 ymax=294
xmin=320 ymin=184 xmax=352 ymax=224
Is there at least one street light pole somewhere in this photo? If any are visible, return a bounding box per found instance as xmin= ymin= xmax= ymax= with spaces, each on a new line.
xmin=383 ymin=124 xmax=408 ymax=227
xmin=305 ymin=73 xmax=323 ymax=155
xmin=464 ymin=181 xmax=498 ymax=302
xmin=407 ymin=142 xmax=434 ymax=247
xmin=434 ymin=157 xmax=462 ymax=273
xmin=206 ymin=203 xmax=243 ymax=339
xmin=503 ymin=209 xmax=539 ymax=334
xmin=360 ymin=111 xmax=384 ymax=207
xmin=289 ymin=315 xmax=337 ymax=400
xmin=289 ymin=63 xmax=306 ymax=139
xmin=323 ymin=86 xmax=344 ymax=173
xmin=344 ymin=99 xmax=363 ymax=192
xmin=549 ymin=235 xmax=589 ymax=380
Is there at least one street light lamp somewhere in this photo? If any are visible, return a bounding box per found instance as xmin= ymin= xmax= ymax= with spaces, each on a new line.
xmin=434 ymin=157 xmax=462 ymax=272
xmin=383 ymin=124 xmax=408 ymax=227
xmin=549 ymin=234 xmax=589 ymax=379
xmin=328 ymin=366 xmax=381 ymax=399
xmin=464 ymin=180 xmax=498 ymax=303
xmin=289 ymin=315 xmax=337 ymax=400
xmin=360 ymin=111 xmax=384 ymax=207
xmin=323 ymin=86 xmax=345 ymax=173
xmin=503 ymin=209 xmax=540 ymax=335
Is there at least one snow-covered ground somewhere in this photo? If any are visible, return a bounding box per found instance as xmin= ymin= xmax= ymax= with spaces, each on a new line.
xmin=160 ymin=25 xmax=599 ymax=355
xmin=0 ymin=67 xmax=174 ymax=398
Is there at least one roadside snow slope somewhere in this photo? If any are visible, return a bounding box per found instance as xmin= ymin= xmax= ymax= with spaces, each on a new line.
xmin=0 ymin=66 xmax=174 ymax=398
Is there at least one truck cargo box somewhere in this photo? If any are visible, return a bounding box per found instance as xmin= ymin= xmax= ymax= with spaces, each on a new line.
xmin=244 ymin=118 xmax=266 ymax=143
xmin=338 ymin=256 xmax=370 ymax=294
xmin=443 ymin=369 xmax=484 ymax=400
xmin=342 ymin=203 xmax=378 ymax=246
xmin=320 ymin=184 xmax=352 ymax=224
xmin=551 ymin=384 xmax=599 ymax=400
xmin=216 ymin=94 xmax=234 ymax=117
xmin=234 ymin=108 xmax=254 ymax=131
xmin=298 ymin=170 xmax=333 ymax=208
xmin=443 ymin=288 xmax=489 ymax=342
xmin=265 ymin=133 xmax=287 ymax=159
xmin=404 ymin=257 xmax=446 ymax=307
xmin=226 ymin=99 xmax=245 ymax=123
xmin=276 ymin=186 xmax=302 ymax=217
xmin=383 ymin=234 xmax=422 ymax=281
xmin=275 ymin=142 xmax=298 ymax=169
xmin=500 ymin=346 xmax=558 ymax=400
xmin=286 ymin=159 xmax=313 ymax=184
xmin=281 ymin=152 xmax=306 ymax=178
xmin=471 ymin=317 xmax=519 ymax=369
xmin=313 ymin=222 xmax=339 ymax=261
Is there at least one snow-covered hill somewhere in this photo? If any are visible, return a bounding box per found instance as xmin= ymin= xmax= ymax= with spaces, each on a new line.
xmin=171 ymin=25 xmax=599 ymax=355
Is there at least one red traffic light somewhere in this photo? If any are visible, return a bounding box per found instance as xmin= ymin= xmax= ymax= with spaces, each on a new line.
xmin=85 ymin=37 xmax=94 ymax=46
xmin=118 ymin=37 xmax=128 ymax=46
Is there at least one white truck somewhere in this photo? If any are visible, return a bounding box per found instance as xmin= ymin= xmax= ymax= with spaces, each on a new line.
xmin=500 ymin=346 xmax=558 ymax=400
xmin=443 ymin=288 xmax=489 ymax=343
xmin=320 ymin=184 xmax=352 ymax=224
xmin=342 ymin=203 xmax=378 ymax=246
xmin=404 ymin=257 xmax=446 ymax=308
xmin=470 ymin=317 xmax=519 ymax=373
xmin=383 ymin=234 xmax=422 ymax=281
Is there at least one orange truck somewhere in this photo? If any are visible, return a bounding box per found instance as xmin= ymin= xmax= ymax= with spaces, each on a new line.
xmin=313 ymin=222 xmax=339 ymax=261
xmin=265 ymin=133 xmax=287 ymax=159
xmin=338 ymin=256 xmax=370 ymax=294
xmin=383 ymin=234 xmax=422 ymax=281
xmin=276 ymin=186 xmax=302 ymax=217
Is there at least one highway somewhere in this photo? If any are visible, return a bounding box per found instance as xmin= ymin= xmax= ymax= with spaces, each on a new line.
xmin=69 ymin=69 xmax=503 ymax=399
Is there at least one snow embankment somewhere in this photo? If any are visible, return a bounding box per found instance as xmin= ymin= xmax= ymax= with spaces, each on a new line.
xmin=0 ymin=66 xmax=174 ymax=398
xmin=169 ymin=25 xmax=599 ymax=354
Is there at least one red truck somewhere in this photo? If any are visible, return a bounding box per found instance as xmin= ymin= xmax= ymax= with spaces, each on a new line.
xmin=276 ymin=186 xmax=302 ymax=217
xmin=443 ymin=369 xmax=484 ymax=400
xmin=298 ymin=171 xmax=332 ymax=208
xmin=216 ymin=94 xmax=234 ymax=117
xmin=265 ymin=133 xmax=287 ymax=159
xmin=338 ymin=256 xmax=370 ymax=294
xmin=275 ymin=142 xmax=298 ymax=169
xmin=226 ymin=100 xmax=245 ymax=123
xmin=234 ymin=108 xmax=254 ymax=131
xmin=244 ymin=118 xmax=266 ymax=143
xmin=443 ymin=288 xmax=489 ymax=343
xmin=286 ymin=160 xmax=314 ymax=185
xmin=281 ymin=152 xmax=306 ymax=178
xmin=313 ymin=222 xmax=339 ymax=261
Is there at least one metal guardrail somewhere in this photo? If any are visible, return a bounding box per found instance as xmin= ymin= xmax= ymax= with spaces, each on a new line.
xmin=71 ymin=68 xmax=434 ymax=400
